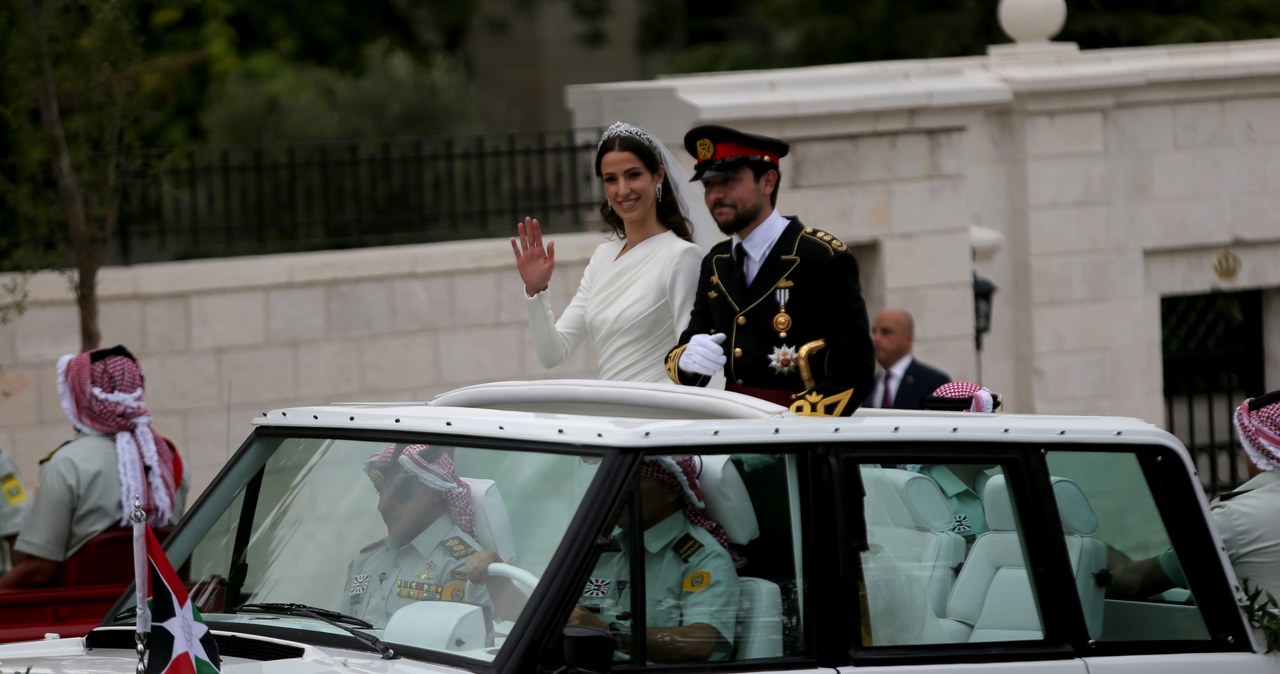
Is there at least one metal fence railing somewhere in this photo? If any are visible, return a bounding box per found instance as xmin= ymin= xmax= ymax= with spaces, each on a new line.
xmin=1161 ymin=290 xmax=1265 ymax=497
xmin=1 ymin=128 xmax=605 ymax=267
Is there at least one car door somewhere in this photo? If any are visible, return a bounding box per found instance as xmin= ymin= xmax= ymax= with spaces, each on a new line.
xmin=831 ymin=440 xmax=1267 ymax=674
xmin=830 ymin=443 xmax=1089 ymax=674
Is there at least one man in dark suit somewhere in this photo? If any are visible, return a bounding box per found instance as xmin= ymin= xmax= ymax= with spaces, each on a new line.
xmin=865 ymin=307 xmax=950 ymax=409
xmin=665 ymin=124 xmax=874 ymax=417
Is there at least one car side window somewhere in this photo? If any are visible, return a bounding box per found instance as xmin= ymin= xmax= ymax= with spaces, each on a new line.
xmin=859 ymin=462 xmax=1044 ymax=646
xmin=580 ymin=453 xmax=807 ymax=665
xmin=1044 ymin=451 xmax=1212 ymax=642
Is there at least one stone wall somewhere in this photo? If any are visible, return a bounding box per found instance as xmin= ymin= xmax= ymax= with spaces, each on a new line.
xmin=0 ymin=235 xmax=601 ymax=497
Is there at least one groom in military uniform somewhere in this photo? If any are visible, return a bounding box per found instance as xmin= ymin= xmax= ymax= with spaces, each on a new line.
xmin=665 ymin=124 xmax=874 ymax=417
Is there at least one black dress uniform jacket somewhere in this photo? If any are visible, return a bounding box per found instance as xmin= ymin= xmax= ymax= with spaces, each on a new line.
xmin=666 ymin=217 xmax=875 ymax=416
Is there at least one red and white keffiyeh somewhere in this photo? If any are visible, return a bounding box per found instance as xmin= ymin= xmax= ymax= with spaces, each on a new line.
xmin=931 ymin=381 xmax=1000 ymax=413
xmin=640 ymin=456 xmax=744 ymax=568
xmin=56 ymin=345 xmax=181 ymax=527
xmin=1235 ymin=391 xmax=1280 ymax=472
xmin=366 ymin=444 xmax=476 ymax=539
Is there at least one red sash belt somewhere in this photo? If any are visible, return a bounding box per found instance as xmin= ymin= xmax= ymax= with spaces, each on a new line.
xmin=725 ymin=382 xmax=797 ymax=408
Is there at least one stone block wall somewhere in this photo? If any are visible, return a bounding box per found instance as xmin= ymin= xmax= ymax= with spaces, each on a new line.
xmin=0 ymin=234 xmax=602 ymax=498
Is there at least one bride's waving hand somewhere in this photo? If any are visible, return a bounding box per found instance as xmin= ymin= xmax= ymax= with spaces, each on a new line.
xmin=512 ymin=216 xmax=555 ymax=297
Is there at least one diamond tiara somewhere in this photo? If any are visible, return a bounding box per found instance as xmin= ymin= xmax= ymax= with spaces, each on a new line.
xmin=597 ymin=121 xmax=662 ymax=156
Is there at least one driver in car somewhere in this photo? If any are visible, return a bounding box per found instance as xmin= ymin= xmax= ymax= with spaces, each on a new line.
xmin=568 ymin=456 xmax=743 ymax=663
xmin=341 ymin=444 xmax=491 ymax=627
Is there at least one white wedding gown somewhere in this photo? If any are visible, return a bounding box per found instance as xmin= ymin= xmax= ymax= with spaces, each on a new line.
xmin=526 ymin=229 xmax=702 ymax=383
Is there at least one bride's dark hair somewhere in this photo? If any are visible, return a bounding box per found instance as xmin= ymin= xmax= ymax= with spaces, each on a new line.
xmin=595 ymin=134 xmax=693 ymax=242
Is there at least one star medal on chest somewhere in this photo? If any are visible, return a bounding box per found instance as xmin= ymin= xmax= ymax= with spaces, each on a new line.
xmin=952 ymin=513 xmax=972 ymax=534
xmin=768 ymin=345 xmax=799 ymax=375
xmin=773 ymin=280 xmax=793 ymax=338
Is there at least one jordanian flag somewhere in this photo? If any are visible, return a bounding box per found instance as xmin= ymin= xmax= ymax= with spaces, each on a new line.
xmin=136 ymin=523 xmax=222 ymax=674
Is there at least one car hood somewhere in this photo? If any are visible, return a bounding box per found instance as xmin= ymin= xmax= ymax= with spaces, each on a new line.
xmin=0 ymin=629 xmax=469 ymax=674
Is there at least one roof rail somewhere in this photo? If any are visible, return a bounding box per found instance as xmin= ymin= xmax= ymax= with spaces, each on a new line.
xmin=429 ymin=379 xmax=789 ymax=420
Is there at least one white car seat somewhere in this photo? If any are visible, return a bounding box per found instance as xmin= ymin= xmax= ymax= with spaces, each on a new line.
xmin=694 ymin=455 xmax=782 ymax=659
xmin=860 ymin=467 xmax=967 ymax=645
xmin=461 ymin=477 xmax=517 ymax=563
xmin=942 ymin=474 xmax=1042 ymax=642
xmin=1051 ymin=476 xmax=1108 ymax=639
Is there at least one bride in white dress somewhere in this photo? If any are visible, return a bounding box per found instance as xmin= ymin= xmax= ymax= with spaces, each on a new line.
xmin=512 ymin=122 xmax=714 ymax=383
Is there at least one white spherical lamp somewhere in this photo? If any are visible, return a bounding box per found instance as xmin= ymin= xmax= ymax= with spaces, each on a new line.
xmin=998 ymin=0 xmax=1067 ymax=44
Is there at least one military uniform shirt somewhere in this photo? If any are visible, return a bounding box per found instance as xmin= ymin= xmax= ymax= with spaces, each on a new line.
xmin=581 ymin=513 xmax=740 ymax=661
xmin=0 ymin=449 xmax=30 ymax=539
xmin=920 ymin=465 xmax=991 ymax=543
xmin=15 ymin=434 xmax=188 ymax=562
xmin=342 ymin=516 xmax=490 ymax=628
xmin=1159 ymin=470 xmax=1280 ymax=600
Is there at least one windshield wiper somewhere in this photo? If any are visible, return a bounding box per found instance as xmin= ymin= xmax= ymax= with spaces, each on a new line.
xmin=236 ymin=602 xmax=397 ymax=659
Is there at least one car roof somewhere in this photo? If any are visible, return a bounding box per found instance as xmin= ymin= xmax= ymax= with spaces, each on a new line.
xmin=252 ymin=379 xmax=1184 ymax=452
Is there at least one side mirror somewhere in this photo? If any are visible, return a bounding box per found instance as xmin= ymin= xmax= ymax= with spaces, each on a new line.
xmin=562 ymin=625 xmax=615 ymax=674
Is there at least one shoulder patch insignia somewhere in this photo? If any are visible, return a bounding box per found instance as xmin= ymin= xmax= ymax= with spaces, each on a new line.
xmin=683 ymin=570 xmax=712 ymax=593
xmin=443 ymin=536 xmax=477 ymax=559
xmin=672 ymin=533 xmax=704 ymax=562
xmin=1 ymin=473 xmax=25 ymax=505
xmin=442 ymin=580 xmax=468 ymax=601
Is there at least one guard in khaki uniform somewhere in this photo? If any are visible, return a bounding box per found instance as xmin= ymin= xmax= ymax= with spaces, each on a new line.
xmin=342 ymin=444 xmax=490 ymax=628
xmin=666 ymin=125 xmax=874 ymax=417
xmin=568 ymin=456 xmax=741 ymax=663
xmin=1109 ymin=390 xmax=1280 ymax=601
xmin=0 ymin=346 xmax=186 ymax=589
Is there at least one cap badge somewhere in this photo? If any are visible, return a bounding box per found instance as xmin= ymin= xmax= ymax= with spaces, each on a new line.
xmin=696 ymin=138 xmax=715 ymax=161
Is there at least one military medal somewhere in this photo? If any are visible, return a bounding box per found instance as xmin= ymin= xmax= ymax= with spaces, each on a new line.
xmin=773 ymin=281 xmax=793 ymax=338
xmin=768 ymin=345 xmax=799 ymax=374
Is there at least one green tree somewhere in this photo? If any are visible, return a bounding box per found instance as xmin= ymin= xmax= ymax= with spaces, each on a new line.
xmin=638 ymin=0 xmax=1280 ymax=74
xmin=202 ymin=41 xmax=478 ymax=146
xmin=0 ymin=0 xmax=156 ymax=351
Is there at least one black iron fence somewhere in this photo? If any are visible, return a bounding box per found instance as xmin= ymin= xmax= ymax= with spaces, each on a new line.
xmin=2 ymin=128 xmax=605 ymax=266
xmin=1161 ymin=290 xmax=1265 ymax=497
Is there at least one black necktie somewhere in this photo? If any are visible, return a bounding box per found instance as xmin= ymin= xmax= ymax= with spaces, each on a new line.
xmin=734 ymin=242 xmax=748 ymax=286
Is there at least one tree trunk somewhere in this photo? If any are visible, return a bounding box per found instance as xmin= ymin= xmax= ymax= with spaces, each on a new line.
xmin=25 ymin=0 xmax=101 ymax=351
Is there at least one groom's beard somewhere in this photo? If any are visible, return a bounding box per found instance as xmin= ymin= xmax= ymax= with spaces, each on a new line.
xmin=712 ymin=200 xmax=763 ymax=235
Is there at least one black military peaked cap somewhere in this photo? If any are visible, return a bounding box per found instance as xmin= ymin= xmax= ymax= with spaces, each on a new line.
xmin=683 ymin=124 xmax=790 ymax=181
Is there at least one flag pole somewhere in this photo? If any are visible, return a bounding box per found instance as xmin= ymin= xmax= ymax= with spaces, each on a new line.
xmin=132 ymin=496 xmax=149 ymax=674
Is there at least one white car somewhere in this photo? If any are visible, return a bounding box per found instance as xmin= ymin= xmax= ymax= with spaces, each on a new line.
xmin=0 ymin=379 xmax=1276 ymax=673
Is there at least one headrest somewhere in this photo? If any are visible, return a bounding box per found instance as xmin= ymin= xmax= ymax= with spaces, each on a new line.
xmin=861 ymin=467 xmax=955 ymax=532
xmin=982 ymin=475 xmax=1017 ymax=532
xmin=1051 ymin=477 xmax=1099 ymax=536
xmin=695 ymin=455 xmax=759 ymax=545
xmin=460 ymin=477 xmax=517 ymax=562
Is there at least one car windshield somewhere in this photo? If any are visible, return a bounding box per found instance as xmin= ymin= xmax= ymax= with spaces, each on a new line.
xmin=112 ymin=431 xmax=602 ymax=664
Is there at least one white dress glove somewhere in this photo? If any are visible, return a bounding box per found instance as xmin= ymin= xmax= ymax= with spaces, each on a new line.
xmin=678 ymin=333 xmax=728 ymax=377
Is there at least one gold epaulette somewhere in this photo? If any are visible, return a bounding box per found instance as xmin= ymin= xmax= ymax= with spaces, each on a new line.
xmin=801 ymin=226 xmax=849 ymax=252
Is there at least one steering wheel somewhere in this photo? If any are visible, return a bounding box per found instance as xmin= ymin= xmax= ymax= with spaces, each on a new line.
xmin=485 ymin=562 xmax=539 ymax=595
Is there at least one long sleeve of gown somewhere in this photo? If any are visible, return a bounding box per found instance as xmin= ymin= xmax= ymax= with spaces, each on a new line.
xmin=525 ymin=267 xmax=592 ymax=369
xmin=668 ymin=244 xmax=703 ymax=339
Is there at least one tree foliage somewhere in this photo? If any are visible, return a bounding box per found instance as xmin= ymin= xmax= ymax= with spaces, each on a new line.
xmin=0 ymin=0 xmax=154 ymax=350
xmin=640 ymin=0 xmax=1280 ymax=74
xmin=202 ymin=41 xmax=478 ymax=146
